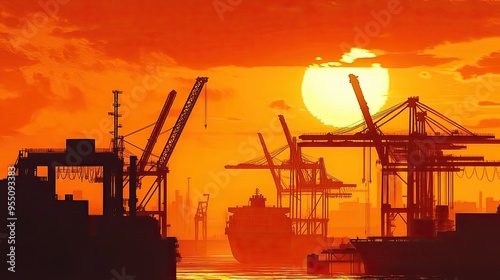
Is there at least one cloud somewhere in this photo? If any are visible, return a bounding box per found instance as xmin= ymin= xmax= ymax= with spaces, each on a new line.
xmin=210 ymin=117 xmax=242 ymax=123
xmin=0 ymin=15 xmax=183 ymax=138
xmin=470 ymin=118 xmax=500 ymax=129
xmin=340 ymin=48 xmax=376 ymax=64
xmin=2 ymin=0 xmax=497 ymax=68
xmin=269 ymin=100 xmax=292 ymax=111
xmin=478 ymin=101 xmax=500 ymax=106
xmin=336 ymin=53 xmax=458 ymax=68
xmin=456 ymin=51 xmax=500 ymax=79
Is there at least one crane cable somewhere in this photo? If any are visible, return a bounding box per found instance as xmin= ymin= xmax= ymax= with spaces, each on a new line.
xmin=117 ymin=82 xmax=209 ymax=156
xmin=457 ymin=166 xmax=500 ymax=182
xmin=123 ymin=122 xmax=156 ymax=137
xmin=204 ymin=83 xmax=208 ymax=129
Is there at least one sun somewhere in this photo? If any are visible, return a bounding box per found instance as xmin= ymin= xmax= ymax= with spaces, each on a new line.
xmin=302 ymin=65 xmax=389 ymax=127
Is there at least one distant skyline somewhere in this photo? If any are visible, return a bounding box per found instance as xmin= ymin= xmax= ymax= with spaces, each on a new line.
xmin=1 ymin=0 xmax=500 ymax=237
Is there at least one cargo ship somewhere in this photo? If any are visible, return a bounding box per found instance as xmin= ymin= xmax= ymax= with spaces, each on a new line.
xmin=225 ymin=189 xmax=331 ymax=265
xmin=350 ymin=207 xmax=500 ymax=279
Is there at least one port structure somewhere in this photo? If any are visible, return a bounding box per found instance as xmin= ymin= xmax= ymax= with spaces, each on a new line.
xmin=16 ymin=139 xmax=124 ymax=217
xmin=299 ymin=74 xmax=500 ymax=237
xmin=194 ymin=193 xmax=210 ymax=255
xmin=129 ymin=76 xmax=208 ymax=237
xmin=225 ymin=115 xmax=355 ymax=238
xmin=50 ymin=77 xmax=208 ymax=238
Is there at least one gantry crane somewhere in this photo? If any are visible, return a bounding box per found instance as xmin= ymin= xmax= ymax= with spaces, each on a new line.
xmin=136 ymin=77 xmax=208 ymax=237
xmin=194 ymin=193 xmax=210 ymax=255
xmin=225 ymin=115 xmax=355 ymax=237
xmin=299 ymin=74 xmax=500 ymax=236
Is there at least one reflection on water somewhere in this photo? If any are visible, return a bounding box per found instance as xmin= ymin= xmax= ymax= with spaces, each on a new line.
xmin=177 ymin=255 xmax=449 ymax=280
xmin=177 ymin=254 xmax=342 ymax=279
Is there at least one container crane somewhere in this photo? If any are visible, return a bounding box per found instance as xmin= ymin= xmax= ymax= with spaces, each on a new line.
xmin=299 ymin=74 xmax=500 ymax=236
xmin=226 ymin=115 xmax=355 ymax=237
xmin=138 ymin=77 xmax=208 ymax=237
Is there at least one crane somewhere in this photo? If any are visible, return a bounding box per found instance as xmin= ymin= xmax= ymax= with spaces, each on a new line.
xmin=278 ymin=114 xmax=306 ymax=186
xmin=137 ymin=77 xmax=208 ymax=237
xmin=299 ymin=74 xmax=500 ymax=236
xmin=349 ymin=74 xmax=386 ymax=165
xmin=194 ymin=193 xmax=210 ymax=255
xmin=157 ymin=77 xmax=208 ymax=170
xmin=120 ymin=90 xmax=177 ymax=190
xmin=258 ymin=132 xmax=284 ymax=206
xmin=137 ymin=90 xmax=177 ymax=173
xmin=226 ymin=115 xmax=355 ymax=237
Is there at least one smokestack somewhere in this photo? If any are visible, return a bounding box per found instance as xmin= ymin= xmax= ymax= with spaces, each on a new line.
xmin=129 ymin=156 xmax=137 ymax=217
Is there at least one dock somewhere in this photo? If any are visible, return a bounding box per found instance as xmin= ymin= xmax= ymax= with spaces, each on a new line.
xmin=307 ymin=247 xmax=363 ymax=275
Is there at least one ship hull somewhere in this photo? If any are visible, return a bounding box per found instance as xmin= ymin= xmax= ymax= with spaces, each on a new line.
xmin=226 ymin=191 xmax=331 ymax=265
xmin=227 ymin=233 xmax=327 ymax=265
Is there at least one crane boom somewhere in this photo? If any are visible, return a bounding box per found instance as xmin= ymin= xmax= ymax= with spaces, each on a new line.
xmin=137 ymin=90 xmax=177 ymax=172
xmin=258 ymin=133 xmax=283 ymax=193
xmin=349 ymin=74 xmax=386 ymax=165
xmin=278 ymin=114 xmax=306 ymax=185
xmin=157 ymin=77 xmax=208 ymax=170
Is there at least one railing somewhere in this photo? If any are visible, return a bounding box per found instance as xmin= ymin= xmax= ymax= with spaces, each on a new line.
xmin=23 ymin=148 xmax=112 ymax=154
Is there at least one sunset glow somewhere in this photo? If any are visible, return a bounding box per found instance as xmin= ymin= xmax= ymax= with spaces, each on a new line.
xmin=302 ymin=65 xmax=389 ymax=127
xmin=2 ymin=1 xmax=500 ymax=278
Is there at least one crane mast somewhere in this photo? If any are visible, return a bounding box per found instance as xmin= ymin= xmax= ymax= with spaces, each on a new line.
xmin=137 ymin=90 xmax=177 ymax=173
xmin=258 ymin=132 xmax=283 ymax=206
xmin=278 ymin=114 xmax=306 ymax=186
xmin=349 ymin=74 xmax=386 ymax=165
xmin=157 ymin=77 xmax=208 ymax=170
xmin=138 ymin=77 xmax=208 ymax=223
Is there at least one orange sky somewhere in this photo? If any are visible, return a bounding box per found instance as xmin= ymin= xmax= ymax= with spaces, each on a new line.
xmin=1 ymin=0 xmax=500 ymax=238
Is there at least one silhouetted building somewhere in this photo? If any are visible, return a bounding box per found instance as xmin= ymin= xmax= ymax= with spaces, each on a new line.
xmin=168 ymin=189 xmax=194 ymax=240
xmin=0 ymin=139 xmax=179 ymax=280
xmin=73 ymin=189 xmax=83 ymax=200
xmin=453 ymin=201 xmax=477 ymax=213
xmin=486 ymin=197 xmax=500 ymax=213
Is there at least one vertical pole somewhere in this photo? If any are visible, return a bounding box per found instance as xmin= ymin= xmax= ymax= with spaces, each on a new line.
xmin=115 ymin=157 xmax=124 ymax=216
xmin=163 ymin=171 xmax=168 ymax=238
xmin=111 ymin=90 xmax=122 ymax=157
xmin=48 ymin=164 xmax=56 ymax=197
xmin=203 ymin=213 xmax=207 ymax=243
xmin=381 ymin=167 xmax=386 ymax=236
xmin=103 ymin=167 xmax=112 ymax=217
xmin=129 ymin=156 xmax=137 ymax=217
xmin=158 ymin=174 xmax=162 ymax=223
xmin=407 ymin=166 xmax=414 ymax=236
xmin=438 ymin=171 xmax=441 ymax=205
